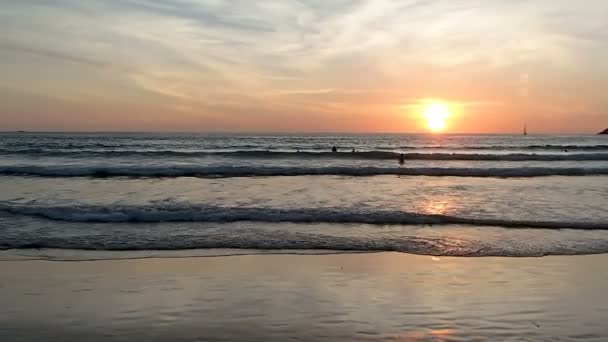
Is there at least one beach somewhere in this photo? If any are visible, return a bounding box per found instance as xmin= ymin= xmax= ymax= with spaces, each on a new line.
xmin=1 ymin=133 xmax=608 ymax=341
xmin=2 ymin=252 xmax=608 ymax=341
xmin=4 ymin=0 xmax=608 ymax=339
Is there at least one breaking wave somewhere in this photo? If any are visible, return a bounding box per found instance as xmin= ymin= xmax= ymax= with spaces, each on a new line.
xmin=1 ymin=202 xmax=606 ymax=230
xmin=1 ymin=165 xmax=608 ymax=178
xmin=3 ymin=149 xmax=608 ymax=161
xmin=4 ymin=144 xmax=608 ymax=154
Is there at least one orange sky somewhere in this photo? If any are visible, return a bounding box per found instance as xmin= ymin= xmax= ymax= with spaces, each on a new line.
xmin=1 ymin=1 xmax=607 ymax=133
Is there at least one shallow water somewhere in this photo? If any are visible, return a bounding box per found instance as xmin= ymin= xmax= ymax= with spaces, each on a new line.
xmin=1 ymin=253 xmax=608 ymax=341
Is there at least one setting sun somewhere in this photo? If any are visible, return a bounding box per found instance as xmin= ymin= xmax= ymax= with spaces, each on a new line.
xmin=424 ymin=103 xmax=451 ymax=132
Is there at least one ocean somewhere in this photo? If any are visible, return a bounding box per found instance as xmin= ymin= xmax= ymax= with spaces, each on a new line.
xmin=1 ymin=132 xmax=608 ymax=260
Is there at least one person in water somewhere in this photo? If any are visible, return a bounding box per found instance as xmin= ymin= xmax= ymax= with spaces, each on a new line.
xmin=352 ymin=148 xmax=356 ymax=153
xmin=332 ymin=146 xmax=338 ymax=152
xmin=398 ymin=153 xmax=405 ymax=165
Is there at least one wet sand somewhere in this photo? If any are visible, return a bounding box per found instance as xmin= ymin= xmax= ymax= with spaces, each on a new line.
xmin=1 ymin=252 xmax=608 ymax=341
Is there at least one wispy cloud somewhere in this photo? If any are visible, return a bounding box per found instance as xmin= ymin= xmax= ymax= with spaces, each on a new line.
xmin=1 ymin=0 xmax=607 ymax=132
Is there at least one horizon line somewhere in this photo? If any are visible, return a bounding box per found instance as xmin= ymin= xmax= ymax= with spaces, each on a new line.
xmin=0 ymin=130 xmax=603 ymax=136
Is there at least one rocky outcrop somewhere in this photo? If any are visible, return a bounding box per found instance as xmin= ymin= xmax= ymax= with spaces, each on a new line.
xmin=600 ymin=128 xmax=608 ymax=135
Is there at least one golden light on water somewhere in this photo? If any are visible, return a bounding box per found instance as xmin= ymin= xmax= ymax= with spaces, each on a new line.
xmin=424 ymin=198 xmax=451 ymax=215
xmin=423 ymin=103 xmax=451 ymax=132
xmin=397 ymin=328 xmax=456 ymax=341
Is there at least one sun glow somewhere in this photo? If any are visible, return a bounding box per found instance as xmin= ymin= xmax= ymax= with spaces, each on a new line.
xmin=424 ymin=103 xmax=451 ymax=132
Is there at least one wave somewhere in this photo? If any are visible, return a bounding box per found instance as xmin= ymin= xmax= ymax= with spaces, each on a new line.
xmin=406 ymin=144 xmax=608 ymax=151
xmin=4 ymin=143 xmax=608 ymax=153
xmin=3 ymin=149 xmax=608 ymax=161
xmin=1 ymin=165 xmax=608 ymax=178
xmin=1 ymin=202 xmax=606 ymax=230
xmin=2 ymin=237 xmax=603 ymax=257
xmin=3 ymin=237 xmax=608 ymax=257
xmin=3 ymin=221 xmax=608 ymax=257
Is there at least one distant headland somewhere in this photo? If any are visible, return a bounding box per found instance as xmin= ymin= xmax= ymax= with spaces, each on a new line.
xmin=600 ymin=128 xmax=608 ymax=135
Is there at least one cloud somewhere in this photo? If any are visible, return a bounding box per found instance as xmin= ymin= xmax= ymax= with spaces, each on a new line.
xmin=1 ymin=0 xmax=607 ymax=132
xmin=0 ymin=42 xmax=129 ymax=71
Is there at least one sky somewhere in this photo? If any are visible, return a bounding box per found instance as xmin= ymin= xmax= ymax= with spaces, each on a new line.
xmin=1 ymin=0 xmax=607 ymax=133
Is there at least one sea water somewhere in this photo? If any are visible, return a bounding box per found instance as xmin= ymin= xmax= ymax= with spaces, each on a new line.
xmin=1 ymin=132 xmax=607 ymax=259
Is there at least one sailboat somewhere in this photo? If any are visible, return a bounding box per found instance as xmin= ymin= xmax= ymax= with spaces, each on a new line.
xmin=523 ymin=123 xmax=528 ymax=136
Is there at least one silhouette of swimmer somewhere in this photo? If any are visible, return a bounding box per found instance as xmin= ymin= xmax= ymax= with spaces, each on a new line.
xmin=332 ymin=146 xmax=338 ymax=152
xmin=398 ymin=153 xmax=405 ymax=165
xmin=352 ymin=148 xmax=356 ymax=153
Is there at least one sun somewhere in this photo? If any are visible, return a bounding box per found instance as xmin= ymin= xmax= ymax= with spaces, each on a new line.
xmin=423 ymin=103 xmax=450 ymax=132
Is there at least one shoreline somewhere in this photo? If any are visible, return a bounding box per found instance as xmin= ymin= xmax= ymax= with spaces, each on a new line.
xmin=3 ymin=247 xmax=608 ymax=263
xmin=0 ymin=248 xmax=383 ymax=262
